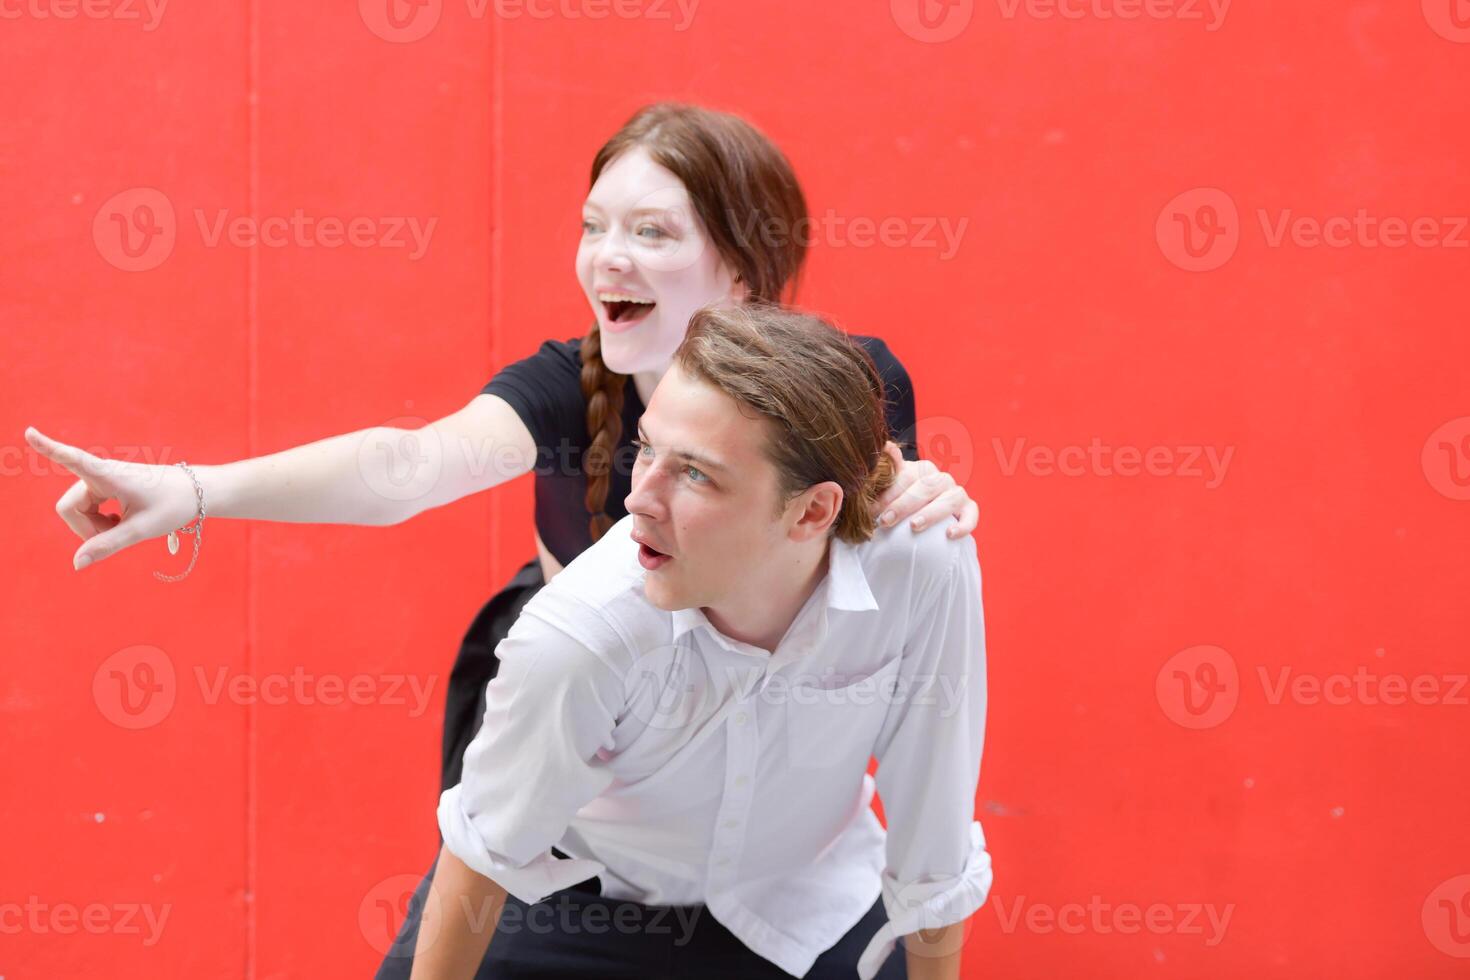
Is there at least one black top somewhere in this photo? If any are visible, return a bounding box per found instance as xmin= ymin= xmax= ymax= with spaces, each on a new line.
xmin=481 ymin=334 xmax=920 ymax=568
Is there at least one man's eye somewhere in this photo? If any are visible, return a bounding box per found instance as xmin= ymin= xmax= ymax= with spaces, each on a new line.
xmin=581 ymin=219 xmax=601 ymax=234
xmin=632 ymin=438 xmax=651 ymax=456
xmin=684 ymin=465 xmax=707 ymax=483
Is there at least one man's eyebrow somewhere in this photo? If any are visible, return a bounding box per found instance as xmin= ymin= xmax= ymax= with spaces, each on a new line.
xmin=636 ymin=421 xmax=730 ymax=474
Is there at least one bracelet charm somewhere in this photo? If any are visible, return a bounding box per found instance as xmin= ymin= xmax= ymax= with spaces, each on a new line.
xmin=156 ymin=460 xmax=206 ymax=583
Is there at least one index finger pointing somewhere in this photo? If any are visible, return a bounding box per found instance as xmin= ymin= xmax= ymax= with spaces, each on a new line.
xmin=26 ymin=428 xmax=106 ymax=482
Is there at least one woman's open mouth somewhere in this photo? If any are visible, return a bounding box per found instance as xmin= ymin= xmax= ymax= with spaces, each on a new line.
xmin=599 ymin=291 xmax=657 ymax=332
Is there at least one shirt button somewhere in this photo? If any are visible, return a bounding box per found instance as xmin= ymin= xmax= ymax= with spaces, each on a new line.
xmin=723 ymin=819 xmax=740 ymax=829
xmin=734 ymin=775 xmax=749 ymax=788
xmin=734 ymin=711 xmax=748 ymax=725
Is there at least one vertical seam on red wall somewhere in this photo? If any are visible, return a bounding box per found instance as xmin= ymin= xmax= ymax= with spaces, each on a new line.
xmin=490 ymin=11 xmax=504 ymax=573
xmin=245 ymin=0 xmax=260 ymax=975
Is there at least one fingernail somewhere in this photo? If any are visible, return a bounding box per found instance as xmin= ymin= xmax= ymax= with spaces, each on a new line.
xmin=881 ymin=510 xmax=896 ymax=526
xmin=911 ymin=517 xmax=926 ymax=530
xmin=75 ymin=554 xmax=92 ymax=570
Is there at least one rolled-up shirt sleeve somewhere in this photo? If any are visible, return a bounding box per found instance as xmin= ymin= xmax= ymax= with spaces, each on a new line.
xmin=859 ymin=533 xmax=993 ymax=980
xmin=437 ymin=609 xmax=623 ymax=905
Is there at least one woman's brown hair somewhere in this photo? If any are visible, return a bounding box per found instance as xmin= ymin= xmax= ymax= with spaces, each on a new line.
xmin=673 ymin=301 xmax=898 ymax=544
xmin=579 ymin=102 xmax=810 ymax=542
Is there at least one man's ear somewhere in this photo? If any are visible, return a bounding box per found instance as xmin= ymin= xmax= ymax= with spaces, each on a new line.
xmin=787 ymin=481 xmax=844 ymax=543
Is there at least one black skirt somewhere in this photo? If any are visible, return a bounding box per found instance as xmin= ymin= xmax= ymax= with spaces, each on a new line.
xmin=439 ymin=557 xmax=548 ymax=796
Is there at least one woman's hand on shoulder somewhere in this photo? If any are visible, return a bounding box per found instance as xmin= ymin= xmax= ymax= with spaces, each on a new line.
xmin=870 ymin=441 xmax=979 ymax=540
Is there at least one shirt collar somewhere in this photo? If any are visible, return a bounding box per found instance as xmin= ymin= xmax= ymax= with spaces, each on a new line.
xmin=668 ymin=534 xmax=879 ymax=649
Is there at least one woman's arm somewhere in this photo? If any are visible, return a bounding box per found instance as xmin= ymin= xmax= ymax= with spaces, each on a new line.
xmin=196 ymin=393 xmax=539 ymax=526
xmin=27 ymin=392 xmax=538 ymax=570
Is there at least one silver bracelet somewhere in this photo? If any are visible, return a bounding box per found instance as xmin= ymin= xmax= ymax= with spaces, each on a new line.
xmin=154 ymin=461 xmax=205 ymax=583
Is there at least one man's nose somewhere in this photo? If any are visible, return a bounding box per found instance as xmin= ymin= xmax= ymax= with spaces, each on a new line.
xmin=625 ymin=461 xmax=667 ymax=518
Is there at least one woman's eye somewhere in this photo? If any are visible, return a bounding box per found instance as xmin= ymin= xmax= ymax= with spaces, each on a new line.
xmin=581 ymin=219 xmax=601 ymax=234
xmin=636 ymin=223 xmax=669 ymax=241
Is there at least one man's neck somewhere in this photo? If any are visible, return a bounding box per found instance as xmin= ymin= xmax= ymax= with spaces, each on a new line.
xmin=702 ymin=541 xmax=831 ymax=655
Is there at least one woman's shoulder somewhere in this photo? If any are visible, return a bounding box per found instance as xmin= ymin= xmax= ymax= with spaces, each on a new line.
xmin=478 ymin=335 xmax=591 ymax=440
xmin=849 ymin=333 xmax=908 ymax=373
xmin=490 ymin=335 xmax=586 ymax=384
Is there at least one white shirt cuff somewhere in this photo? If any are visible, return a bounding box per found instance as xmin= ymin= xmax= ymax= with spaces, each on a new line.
xmin=856 ymin=821 xmax=994 ymax=980
xmin=437 ymin=784 xmax=606 ymax=906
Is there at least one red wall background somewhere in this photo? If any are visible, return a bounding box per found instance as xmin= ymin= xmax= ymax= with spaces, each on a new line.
xmin=4 ymin=1 xmax=1468 ymax=977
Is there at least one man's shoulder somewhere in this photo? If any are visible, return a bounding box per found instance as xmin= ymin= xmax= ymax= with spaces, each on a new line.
xmin=517 ymin=516 xmax=670 ymax=668
xmin=852 ymin=519 xmax=976 ymax=599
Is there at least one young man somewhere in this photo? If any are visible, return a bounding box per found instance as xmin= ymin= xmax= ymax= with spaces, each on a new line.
xmin=394 ymin=303 xmax=992 ymax=980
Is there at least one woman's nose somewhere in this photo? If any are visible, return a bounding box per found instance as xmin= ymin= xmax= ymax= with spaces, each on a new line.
xmin=593 ymin=225 xmax=632 ymax=274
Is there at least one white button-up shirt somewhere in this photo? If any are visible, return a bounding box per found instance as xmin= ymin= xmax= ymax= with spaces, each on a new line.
xmin=439 ymin=514 xmax=992 ymax=979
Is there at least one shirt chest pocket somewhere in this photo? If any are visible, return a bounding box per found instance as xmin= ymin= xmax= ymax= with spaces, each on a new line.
xmin=782 ymin=657 xmax=904 ymax=771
